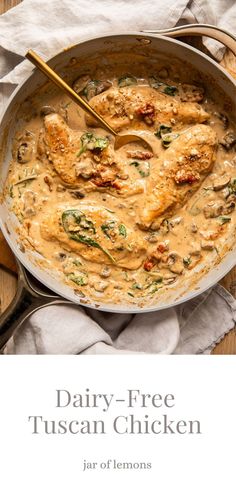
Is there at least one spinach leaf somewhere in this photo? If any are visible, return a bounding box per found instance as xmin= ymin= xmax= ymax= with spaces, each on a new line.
xmin=130 ymin=161 xmax=150 ymax=177
xmin=162 ymin=133 xmax=179 ymax=148
xmin=77 ymin=132 xmax=109 ymax=157
xmin=131 ymin=282 xmax=142 ymax=290
xmin=70 ymin=233 xmax=116 ymax=263
xmin=155 ymin=124 xmax=172 ymax=139
xmin=183 ymin=256 xmax=192 ymax=267
xmin=148 ymin=277 xmax=163 ymax=294
xmin=155 ymin=125 xmax=179 ymax=147
xmin=101 ymin=221 xmax=116 ymax=239
xmin=229 ymin=178 xmax=236 ymax=195
xmin=67 ymin=273 xmax=87 ymax=286
xmin=127 ymin=292 xmax=135 ymax=297
xmin=62 ymin=210 xmax=116 ymax=263
xmin=119 ymin=224 xmax=127 ymax=238
xmin=9 ymin=185 xmax=13 ymax=198
xmin=62 ymin=209 xmax=95 ymax=235
xmin=72 ymin=259 xmax=82 ymax=267
xmin=218 ymin=216 xmax=231 ymax=225
xmin=163 ymin=85 xmax=178 ymax=96
xmin=83 ymin=80 xmax=100 ymax=100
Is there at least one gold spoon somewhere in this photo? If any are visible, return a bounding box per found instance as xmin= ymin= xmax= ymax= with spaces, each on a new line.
xmin=26 ymin=50 xmax=151 ymax=151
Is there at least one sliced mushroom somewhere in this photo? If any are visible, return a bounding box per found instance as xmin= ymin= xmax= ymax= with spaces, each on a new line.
xmin=83 ymin=79 xmax=112 ymax=100
xmin=96 ymin=80 xmax=112 ymax=94
xmin=189 ymin=242 xmax=201 ymax=256
xmin=69 ymin=190 xmax=85 ymax=199
xmin=214 ymin=112 xmax=229 ymax=129
xmin=167 ymin=252 xmax=183 ymax=274
xmin=15 ymin=130 xmax=35 ymax=164
xmin=40 ymin=105 xmax=56 ymax=116
xmin=218 ymin=187 xmax=230 ymax=200
xmin=223 ymin=196 xmax=236 ymax=214
xmin=93 ymin=281 xmax=109 ymax=292
xmin=100 ymin=266 xmax=111 ymax=278
xmin=169 ymin=216 xmax=182 ymax=227
xmin=201 ymin=240 xmax=215 ymax=250
xmin=73 ymin=74 xmax=91 ymax=94
xmin=212 ymin=174 xmax=231 ymax=191
xmin=203 ymin=200 xmax=224 ymax=218
xmin=169 ymin=263 xmax=183 ymax=275
xmin=180 ymin=84 xmax=204 ymax=102
xmin=163 ymin=275 xmax=177 ymax=285
xmin=17 ymin=142 xmax=33 ymax=163
xmin=75 ymin=159 xmax=94 ymax=179
xmin=146 ymin=233 xmax=159 ymax=243
xmin=220 ymin=131 xmax=236 ymax=150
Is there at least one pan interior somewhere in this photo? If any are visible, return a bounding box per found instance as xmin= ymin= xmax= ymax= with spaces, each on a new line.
xmin=0 ymin=33 xmax=235 ymax=313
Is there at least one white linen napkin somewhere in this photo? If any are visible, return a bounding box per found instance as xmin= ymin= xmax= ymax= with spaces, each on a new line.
xmin=4 ymin=286 xmax=236 ymax=354
xmin=1 ymin=0 xmax=236 ymax=354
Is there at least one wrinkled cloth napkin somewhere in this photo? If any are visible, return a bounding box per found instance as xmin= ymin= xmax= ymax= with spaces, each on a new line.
xmin=1 ymin=0 xmax=236 ymax=354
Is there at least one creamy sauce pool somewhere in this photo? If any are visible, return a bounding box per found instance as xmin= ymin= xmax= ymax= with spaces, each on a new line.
xmin=5 ymin=63 xmax=236 ymax=307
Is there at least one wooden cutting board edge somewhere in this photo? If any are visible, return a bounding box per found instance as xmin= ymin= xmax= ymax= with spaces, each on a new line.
xmin=0 ymin=231 xmax=17 ymax=273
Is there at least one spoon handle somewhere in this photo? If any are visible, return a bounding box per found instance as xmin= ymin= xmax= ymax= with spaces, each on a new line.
xmin=25 ymin=49 xmax=117 ymax=137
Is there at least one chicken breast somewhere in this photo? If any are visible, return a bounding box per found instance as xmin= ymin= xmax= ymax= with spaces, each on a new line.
xmin=86 ymin=85 xmax=210 ymax=132
xmin=138 ymin=124 xmax=218 ymax=229
xmin=37 ymin=113 xmax=145 ymax=196
xmin=40 ymin=203 xmax=146 ymax=269
xmin=38 ymin=113 xmax=82 ymax=185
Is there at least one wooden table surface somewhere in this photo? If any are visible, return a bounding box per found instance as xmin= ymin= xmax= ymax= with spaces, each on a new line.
xmin=0 ymin=0 xmax=235 ymax=353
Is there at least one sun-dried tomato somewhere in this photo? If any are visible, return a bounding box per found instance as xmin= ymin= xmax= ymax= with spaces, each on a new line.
xmin=143 ymin=258 xmax=156 ymax=271
xmin=175 ymin=170 xmax=200 ymax=184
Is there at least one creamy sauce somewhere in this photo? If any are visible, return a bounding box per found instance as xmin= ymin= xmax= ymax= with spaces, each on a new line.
xmin=5 ymin=61 xmax=236 ymax=306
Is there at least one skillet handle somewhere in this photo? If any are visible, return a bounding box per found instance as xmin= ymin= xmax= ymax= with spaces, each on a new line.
xmin=0 ymin=294 xmax=69 ymax=353
xmin=143 ymin=24 xmax=236 ymax=57
xmin=0 ymin=261 xmax=74 ymax=353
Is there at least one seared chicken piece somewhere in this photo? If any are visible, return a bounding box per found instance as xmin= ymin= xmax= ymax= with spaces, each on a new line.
xmin=38 ymin=113 xmax=82 ymax=185
xmin=41 ymin=203 xmax=146 ymax=269
xmin=38 ymin=113 xmax=122 ymax=186
xmin=86 ymin=86 xmax=209 ymax=132
xmin=138 ymin=124 xmax=218 ymax=229
xmin=37 ymin=113 xmax=145 ymax=196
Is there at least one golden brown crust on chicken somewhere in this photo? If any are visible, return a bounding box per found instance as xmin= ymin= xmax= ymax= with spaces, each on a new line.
xmin=38 ymin=113 xmax=81 ymax=185
xmin=37 ymin=113 xmax=145 ymax=196
xmin=138 ymin=124 xmax=218 ymax=229
xmin=86 ymin=85 xmax=210 ymax=132
xmin=40 ymin=203 xmax=146 ymax=269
